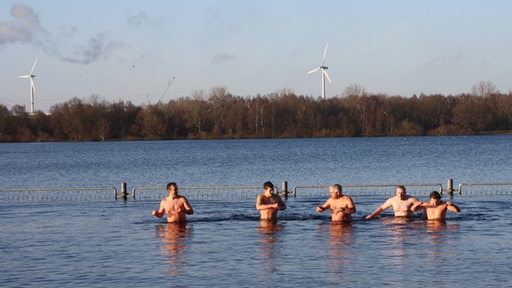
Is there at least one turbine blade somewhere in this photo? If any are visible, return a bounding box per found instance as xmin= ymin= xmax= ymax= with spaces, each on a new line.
xmin=18 ymin=75 xmax=30 ymax=78
xmin=323 ymin=69 xmax=333 ymax=84
xmin=307 ymin=67 xmax=320 ymax=74
xmin=30 ymin=58 xmax=38 ymax=74
xmin=321 ymin=43 xmax=329 ymax=65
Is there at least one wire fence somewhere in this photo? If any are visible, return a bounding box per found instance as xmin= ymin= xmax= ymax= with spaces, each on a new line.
xmin=130 ymin=185 xmax=263 ymax=201
xmin=1 ymin=181 xmax=512 ymax=203
xmin=292 ymin=183 xmax=444 ymax=198
xmin=456 ymin=182 xmax=512 ymax=197
xmin=0 ymin=187 xmax=117 ymax=203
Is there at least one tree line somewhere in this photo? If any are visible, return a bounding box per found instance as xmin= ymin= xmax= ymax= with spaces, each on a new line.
xmin=1 ymin=84 xmax=512 ymax=142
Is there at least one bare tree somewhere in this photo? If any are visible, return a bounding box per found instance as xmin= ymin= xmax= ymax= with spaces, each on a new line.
xmin=343 ymin=83 xmax=367 ymax=97
xmin=471 ymin=81 xmax=497 ymax=97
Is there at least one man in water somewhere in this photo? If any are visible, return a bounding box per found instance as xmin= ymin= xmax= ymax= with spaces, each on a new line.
xmin=366 ymin=185 xmax=421 ymax=219
xmin=316 ymin=184 xmax=356 ymax=222
xmin=152 ymin=182 xmax=194 ymax=223
xmin=256 ymin=181 xmax=286 ymax=221
xmin=412 ymin=190 xmax=461 ymax=220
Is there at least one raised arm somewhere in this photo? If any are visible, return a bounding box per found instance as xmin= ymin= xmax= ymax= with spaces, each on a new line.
xmin=256 ymin=195 xmax=278 ymax=211
xmin=446 ymin=201 xmax=461 ymax=213
xmin=277 ymin=195 xmax=286 ymax=210
xmin=411 ymin=200 xmax=425 ymax=211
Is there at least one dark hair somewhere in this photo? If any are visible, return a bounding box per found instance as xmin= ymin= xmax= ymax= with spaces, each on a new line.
xmin=397 ymin=185 xmax=406 ymax=193
xmin=430 ymin=191 xmax=441 ymax=200
xmin=263 ymin=181 xmax=274 ymax=190
xmin=166 ymin=182 xmax=177 ymax=191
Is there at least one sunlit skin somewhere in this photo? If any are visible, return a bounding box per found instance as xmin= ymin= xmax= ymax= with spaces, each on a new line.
xmin=152 ymin=183 xmax=194 ymax=223
xmin=256 ymin=183 xmax=286 ymax=221
xmin=412 ymin=191 xmax=461 ymax=220
xmin=316 ymin=185 xmax=356 ymax=222
xmin=366 ymin=186 xmax=421 ymax=219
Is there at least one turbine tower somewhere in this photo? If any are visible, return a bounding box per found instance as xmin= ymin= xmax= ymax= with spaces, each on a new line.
xmin=17 ymin=58 xmax=37 ymax=113
xmin=307 ymin=43 xmax=332 ymax=99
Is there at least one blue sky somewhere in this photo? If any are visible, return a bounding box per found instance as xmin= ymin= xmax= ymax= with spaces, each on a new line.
xmin=1 ymin=0 xmax=511 ymax=112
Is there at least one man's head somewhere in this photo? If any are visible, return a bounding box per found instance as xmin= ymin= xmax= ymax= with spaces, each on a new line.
xmin=329 ymin=184 xmax=342 ymax=199
xmin=430 ymin=190 xmax=441 ymax=200
xmin=263 ymin=181 xmax=274 ymax=194
xmin=167 ymin=182 xmax=178 ymax=197
xmin=396 ymin=185 xmax=406 ymax=200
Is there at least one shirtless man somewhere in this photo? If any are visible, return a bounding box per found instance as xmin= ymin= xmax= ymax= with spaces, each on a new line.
xmin=366 ymin=185 xmax=421 ymax=219
xmin=412 ymin=191 xmax=461 ymax=220
xmin=256 ymin=181 xmax=286 ymax=221
xmin=152 ymin=182 xmax=194 ymax=223
xmin=316 ymin=184 xmax=356 ymax=222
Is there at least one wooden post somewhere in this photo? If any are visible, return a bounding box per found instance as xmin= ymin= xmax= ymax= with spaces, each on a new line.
xmin=447 ymin=178 xmax=453 ymax=198
xmin=281 ymin=181 xmax=288 ymax=199
xmin=121 ymin=182 xmax=127 ymax=201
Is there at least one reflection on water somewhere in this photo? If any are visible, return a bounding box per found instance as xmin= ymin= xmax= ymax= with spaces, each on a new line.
xmin=154 ymin=223 xmax=191 ymax=277
xmin=381 ymin=217 xmax=421 ymax=271
xmin=381 ymin=217 xmax=462 ymax=274
xmin=322 ymin=222 xmax=354 ymax=282
xmin=425 ymin=219 xmax=460 ymax=270
xmin=426 ymin=219 xmax=459 ymax=233
xmin=257 ymin=220 xmax=282 ymax=273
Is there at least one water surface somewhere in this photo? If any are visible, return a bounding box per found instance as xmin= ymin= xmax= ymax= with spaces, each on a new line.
xmin=1 ymin=136 xmax=512 ymax=287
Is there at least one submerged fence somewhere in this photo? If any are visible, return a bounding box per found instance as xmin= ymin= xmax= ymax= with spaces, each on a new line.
xmin=0 ymin=187 xmax=117 ymax=203
xmin=1 ymin=179 xmax=512 ymax=203
xmin=292 ymin=183 xmax=444 ymax=198
xmin=130 ymin=185 xmax=263 ymax=201
xmin=457 ymin=182 xmax=512 ymax=197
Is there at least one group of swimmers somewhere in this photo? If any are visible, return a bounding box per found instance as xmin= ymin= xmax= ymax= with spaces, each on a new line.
xmin=151 ymin=181 xmax=461 ymax=223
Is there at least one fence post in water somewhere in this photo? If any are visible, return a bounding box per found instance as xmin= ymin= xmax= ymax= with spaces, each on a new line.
xmin=281 ymin=181 xmax=288 ymax=199
xmin=121 ymin=182 xmax=128 ymax=200
xmin=447 ymin=178 xmax=454 ymax=198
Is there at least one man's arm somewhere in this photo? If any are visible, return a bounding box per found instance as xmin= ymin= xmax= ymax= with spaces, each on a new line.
xmin=446 ymin=201 xmax=461 ymax=213
xmin=366 ymin=207 xmax=384 ymax=219
xmin=181 ymin=197 xmax=194 ymax=215
xmin=256 ymin=195 xmax=278 ymax=211
xmin=316 ymin=200 xmax=331 ymax=213
xmin=366 ymin=199 xmax=392 ymax=219
xmin=341 ymin=196 xmax=356 ymax=214
xmin=411 ymin=201 xmax=424 ymax=211
xmin=277 ymin=196 xmax=286 ymax=210
xmin=152 ymin=200 xmax=166 ymax=218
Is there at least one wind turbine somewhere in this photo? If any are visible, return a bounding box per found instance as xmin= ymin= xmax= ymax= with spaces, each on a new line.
xmin=17 ymin=58 xmax=37 ymax=113
xmin=307 ymin=43 xmax=332 ymax=99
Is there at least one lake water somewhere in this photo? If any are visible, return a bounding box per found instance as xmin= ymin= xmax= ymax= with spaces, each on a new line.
xmin=1 ymin=136 xmax=512 ymax=287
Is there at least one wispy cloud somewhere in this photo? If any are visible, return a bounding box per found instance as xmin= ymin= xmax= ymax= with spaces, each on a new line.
xmin=127 ymin=11 xmax=149 ymax=29
xmin=421 ymin=49 xmax=465 ymax=68
xmin=212 ymin=53 xmax=235 ymax=64
xmin=0 ymin=3 xmax=127 ymax=65
xmin=60 ymin=32 xmax=129 ymax=64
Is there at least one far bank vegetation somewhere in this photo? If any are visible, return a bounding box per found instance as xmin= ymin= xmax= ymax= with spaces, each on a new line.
xmin=1 ymin=82 xmax=512 ymax=142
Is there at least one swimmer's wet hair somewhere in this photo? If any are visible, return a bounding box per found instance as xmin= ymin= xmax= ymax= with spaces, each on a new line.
xmin=430 ymin=191 xmax=441 ymax=200
xmin=263 ymin=181 xmax=274 ymax=189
